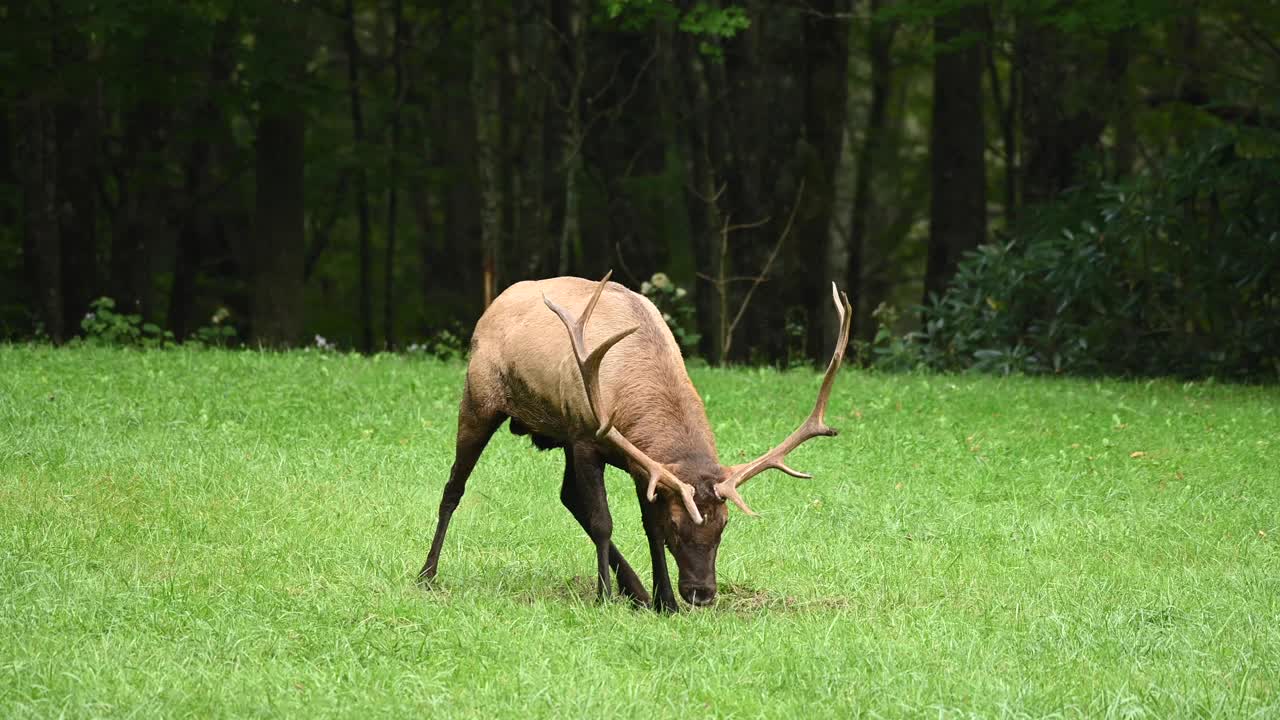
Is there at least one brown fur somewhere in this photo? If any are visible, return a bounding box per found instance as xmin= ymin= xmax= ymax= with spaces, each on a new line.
xmin=470 ymin=277 xmax=718 ymax=472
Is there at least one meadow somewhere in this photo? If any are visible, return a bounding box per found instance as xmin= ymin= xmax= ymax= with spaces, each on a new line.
xmin=1 ymin=345 xmax=1277 ymax=717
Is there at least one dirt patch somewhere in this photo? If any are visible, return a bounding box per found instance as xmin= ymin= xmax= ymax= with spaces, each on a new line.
xmin=717 ymin=582 xmax=856 ymax=614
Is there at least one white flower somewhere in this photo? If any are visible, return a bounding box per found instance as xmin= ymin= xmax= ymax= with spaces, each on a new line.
xmin=675 ymin=287 xmax=687 ymax=300
xmin=651 ymin=272 xmax=671 ymax=290
xmin=641 ymin=281 xmax=653 ymax=294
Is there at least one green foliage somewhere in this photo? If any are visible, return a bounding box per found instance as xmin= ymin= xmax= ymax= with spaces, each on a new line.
xmin=783 ymin=307 xmax=810 ymax=369
xmin=679 ymin=2 xmax=749 ymax=57
xmin=862 ymin=303 xmax=921 ymax=371
xmin=188 ymin=307 xmax=238 ymax=348
xmin=879 ymin=0 xmax=1178 ymax=34
xmin=640 ymin=272 xmax=701 ymax=354
xmin=76 ymin=297 xmax=238 ymax=349
xmin=405 ymin=326 xmax=470 ymax=362
xmin=601 ymin=0 xmax=749 ymax=56
xmin=3 ymin=347 xmax=1279 ymax=715
xmin=77 ymin=297 xmax=176 ymax=348
xmin=899 ymin=132 xmax=1280 ymax=379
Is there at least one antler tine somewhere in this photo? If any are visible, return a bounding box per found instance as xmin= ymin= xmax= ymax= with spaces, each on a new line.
xmin=607 ymin=428 xmax=704 ymax=525
xmin=542 ymin=270 xmax=638 ymax=439
xmin=715 ymin=283 xmax=852 ymax=512
xmin=545 ymin=272 xmax=705 ymax=525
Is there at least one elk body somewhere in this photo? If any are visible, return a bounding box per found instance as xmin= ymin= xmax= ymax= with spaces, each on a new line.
xmin=419 ymin=273 xmax=851 ymax=610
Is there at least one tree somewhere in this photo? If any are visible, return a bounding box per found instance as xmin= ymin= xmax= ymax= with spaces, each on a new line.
xmin=802 ymin=0 xmax=853 ymax=359
xmin=250 ymin=2 xmax=308 ymax=347
xmin=384 ymin=0 xmax=406 ymax=349
xmin=925 ymin=2 xmax=986 ymax=302
xmin=344 ymin=0 xmax=375 ymax=351
xmin=17 ymin=95 xmax=62 ymax=341
xmin=846 ymin=0 xmax=898 ymax=342
xmin=1014 ymin=16 xmax=1104 ymax=203
xmin=474 ymin=2 xmax=504 ymax=308
xmin=0 ymin=0 xmax=1275 ymax=381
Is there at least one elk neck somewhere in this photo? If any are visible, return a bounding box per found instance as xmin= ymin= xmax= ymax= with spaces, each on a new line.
xmin=606 ymin=359 xmax=721 ymax=473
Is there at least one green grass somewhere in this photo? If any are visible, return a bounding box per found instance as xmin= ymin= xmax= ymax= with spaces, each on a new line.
xmin=1 ymin=345 xmax=1277 ymax=718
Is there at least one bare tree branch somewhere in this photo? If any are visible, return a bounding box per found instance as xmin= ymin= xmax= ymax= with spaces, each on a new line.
xmin=723 ymin=179 xmax=805 ymax=358
xmin=695 ymin=179 xmax=806 ymax=363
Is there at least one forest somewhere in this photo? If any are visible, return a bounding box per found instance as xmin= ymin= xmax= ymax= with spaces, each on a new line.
xmin=2 ymin=0 xmax=1278 ymax=377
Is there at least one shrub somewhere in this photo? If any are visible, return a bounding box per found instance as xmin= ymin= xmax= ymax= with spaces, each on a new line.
xmin=189 ymin=307 xmax=238 ymax=347
xmin=79 ymin=298 xmax=176 ymax=348
xmin=76 ymin=298 xmax=239 ymax=349
xmin=641 ymin=272 xmax=701 ymax=355
xmin=902 ymin=132 xmax=1280 ymax=380
xmin=405 ymin=322 xmax=471 ymax=361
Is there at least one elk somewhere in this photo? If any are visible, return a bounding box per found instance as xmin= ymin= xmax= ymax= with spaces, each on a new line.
xmin=418 ymin=272 xmax=851 ymax=611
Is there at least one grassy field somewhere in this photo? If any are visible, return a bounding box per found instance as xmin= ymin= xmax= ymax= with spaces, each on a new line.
xmin=1 ymin=345 xmax=1277 ymax=718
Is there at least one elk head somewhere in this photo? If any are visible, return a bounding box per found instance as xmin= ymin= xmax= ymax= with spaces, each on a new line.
xmin=546 ymin=276 xmax=852 ymax=608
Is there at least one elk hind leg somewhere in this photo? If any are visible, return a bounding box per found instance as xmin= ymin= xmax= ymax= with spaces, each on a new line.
xmin=418 ymin=390 xmax=505 ymax=584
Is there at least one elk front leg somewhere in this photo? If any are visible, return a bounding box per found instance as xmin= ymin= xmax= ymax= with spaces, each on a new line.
xmin=567 ymin=443 xmax=623 ymax=602
xmin=418 ymin=392 xmax=505 ymax=584
xmin=559 ymin=448 xmax=649 ymax=605
xmin=634 ymin=482 xmax=680 ymax=613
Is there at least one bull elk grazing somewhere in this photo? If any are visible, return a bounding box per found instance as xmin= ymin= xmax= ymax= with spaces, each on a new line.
xmin=419 ymin=272 xmax=851 ymax=611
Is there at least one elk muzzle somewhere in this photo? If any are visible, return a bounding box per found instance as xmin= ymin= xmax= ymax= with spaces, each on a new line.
xmin=679 ymin=582 xmax=717 ymax=607
xmin=674 ymin=541 xmax=719 ymax=607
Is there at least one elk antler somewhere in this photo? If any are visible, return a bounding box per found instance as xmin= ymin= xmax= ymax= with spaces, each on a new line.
xmin=544 ymin=272 xmax=705 ymax=525
xmin=542 ymin=270 xmax=638 ymax=440
xmin=714 ymin=283 xmax=852 ymax=516
xmin=606 ymin=428 xmax=703 ymax=526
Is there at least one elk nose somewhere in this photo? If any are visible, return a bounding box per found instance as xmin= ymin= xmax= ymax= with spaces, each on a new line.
xmin=681 ymin=586 xmax=717 ymax=607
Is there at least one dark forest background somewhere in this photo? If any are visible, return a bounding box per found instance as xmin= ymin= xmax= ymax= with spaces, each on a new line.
xmin=2 ymin=0 xmax=1278 ymax=377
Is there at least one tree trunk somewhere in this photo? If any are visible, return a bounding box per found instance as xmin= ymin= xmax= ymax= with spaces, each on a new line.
xmin=513 ymin=15 xmax=549 ymax=280
xmin=344 ymin=0 xmax=374 ymax=351
xmin=171 ymin=138 xmax=209 ymax=341
xmin=654 ymin=21 xmax=697 ymax=295
xmin=1015 ymin=18 xmax=1106 ymax=204
xmin=925 ymin=3 xmax=987 ymax=302
xmin=555 ymin=0 xmax=584 ymax=279
xmin=983 ymin=7 xmax=1017 ymax=225
xmin=384 ymin=0 xmax=405 ymax=348
xmin=558 ymin=153 xmax=581 ymax=278
xmin=685 ymin=36 xmax=725 ymax=364
xmin=803 ymin=0 xmax=852 ymax=360
xmin=439 ymin=33 xmax=479 ymax=315
xmin=54 ymin=25 xmax=99 ymax=333
xmin=412 ymin=180 xmax=437 ymax=324
xmin=0 ymin=104 xmax=13 ymax=243
xmin=251 ymin=106 xmax=306 ymax=347
xmin=170 ymin=16 xmax=237 ymax=339
xmin=251 ymin=4 xmax=307 ymax=348
xmin=111 ymin=103 xmax=166 ymax=320
xmin=824 ymin=95 xmax=855 ymax=357
xmin=18 ymin=97 xmax=63 ymax=341
xmin=848 ymin=0 xmax=895 ymax=344
xmin=474 ymin=2 xmax=504 ymax=307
